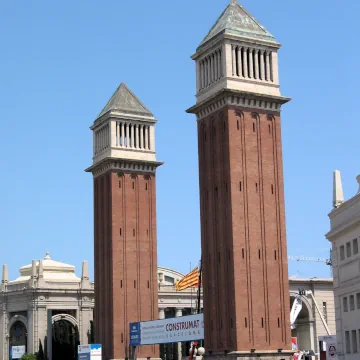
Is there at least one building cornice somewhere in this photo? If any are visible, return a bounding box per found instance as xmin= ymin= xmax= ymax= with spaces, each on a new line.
xmin=91 ymin=110 xmax=157 ymax=130
xmin=328 ymin=192 xmax=360 ymax=219
xmin=186 ymin=88 xmax=291 ymax=120
xmin=85 ymin=157 xmax=164 ymax=178
xmin=192 ymin=32 xmax=281 ymax=60
xmin=326 ymin=215 xmax=360 ymax=240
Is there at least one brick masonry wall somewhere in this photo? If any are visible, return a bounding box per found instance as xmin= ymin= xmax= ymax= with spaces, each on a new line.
xmin=94 ymin=170 xmax=159 ymax=359
xmin=197 ymin=105 xmax=291 ymax=353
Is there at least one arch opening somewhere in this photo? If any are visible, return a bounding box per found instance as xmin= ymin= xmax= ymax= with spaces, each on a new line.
xmin=52 ymin=315 xmax=79 ymax=360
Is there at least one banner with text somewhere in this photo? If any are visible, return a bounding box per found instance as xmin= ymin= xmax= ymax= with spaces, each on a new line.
xmin=130 ymin=313 xmax=204 ymax=346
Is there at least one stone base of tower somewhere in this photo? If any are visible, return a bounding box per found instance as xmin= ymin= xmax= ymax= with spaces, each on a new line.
xmin=204 ymin=351 xmax=294 ymax=360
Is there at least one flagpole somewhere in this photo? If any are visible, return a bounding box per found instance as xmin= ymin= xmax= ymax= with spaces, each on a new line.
xmin=190 ymin=262 xmax=193 ymax=314
xmin=197 ymin=258 xmax=202 ymax=314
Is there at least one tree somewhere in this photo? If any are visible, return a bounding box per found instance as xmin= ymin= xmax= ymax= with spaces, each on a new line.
xmin=20 ymin=354 xmax=37 ymax=360
xmin=37 ymin=339 xmax=45 ymax=360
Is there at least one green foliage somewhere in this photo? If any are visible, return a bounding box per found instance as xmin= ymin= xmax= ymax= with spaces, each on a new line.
xmin=20 ymin=354 xmax=37 ymax=360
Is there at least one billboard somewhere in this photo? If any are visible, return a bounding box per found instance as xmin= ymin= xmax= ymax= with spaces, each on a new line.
xmin=78 ymin=344 xmax=102 ymax=360
xmin=319 ymin=336 xmax=337 ymax=359
xmin=130 ymin=313 xmax=204 ymax=346
xmin=11 ymin=346 xmax=26 ymax=359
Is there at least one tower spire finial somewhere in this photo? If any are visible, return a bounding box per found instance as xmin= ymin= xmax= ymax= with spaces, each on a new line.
xmin=333 ymin=170 xmax=344 ymax=208
xmin=230 ymin=0 xmax=237 ymax=4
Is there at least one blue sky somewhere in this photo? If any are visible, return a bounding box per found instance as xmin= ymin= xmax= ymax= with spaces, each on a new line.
xmin=0 ymin=0 xmax=358 ymax=280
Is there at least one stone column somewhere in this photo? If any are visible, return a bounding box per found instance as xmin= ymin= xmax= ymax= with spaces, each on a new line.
xmin=133 ymin=124 xmax=137 ymax=149
xmin=200 ymin=61 xmax=204 ymax=88
xmin=139 ymin=125 xmax=143 ymax=149
xmin=216 ymin=51 xmax=220 ymax=80
xmin=259 ymin=50 xmax=265 ymax=80
xmin=213 ymin=54 xmax=218 ymax=81
xmin=237 ymin=47 xmax=242 ymax=77
xmin=145 ymin=126 xmax=149 ymax=150
xmin=111 ymin=120 xmax=116 ymax=148
xmin=248 ymin=48 xmax=253 ymax=79
xmin=309 ymin=321 xmax=316 ymax=354
xmin=224 ymin=42 xmax=231 ymax=79
xmin=217 ymin=51 xmax=222 ymax=79
xmin=80 ymin=306 xmax=93 ymax=345
xmin=0 ymin=296 xmax=7 ymax=360
xmin=159 ymin=308 xmax=165 ymax=320
xmin=254 ymin=50 xmax=259 ymax=79
xmin=207 ymin=57 xmax=211 ymax=86
xmin=27 ymin=304 xmax=35 ymax=354
xmin=203 ymin=59 xmax=207 ymax=87
xmin=130 ymin=123 xmax=134 ymax=148
xmin=196 ymin=60 xmax=201 ymax=93
xmin=149 ymin=126 xmax=155 ymax=151
xmin=46 ymin=309 xmax=53 ymax=360
xmin=175 ymin=308 xmax=183 ymax=360
xmin=232 ymin=45 xmax=236 ymax=76
xmin=125 ymin=123 xmax=129 ymax=147
xmin=266 ymin=51 xmax=271 ymax=81
xmin=271 ymin=51 xmax=279 ymax=84
xmin=120 ymin=122 xmax=124 ymax=147
xmin=243 ymin=47 xmax=248 ymax=78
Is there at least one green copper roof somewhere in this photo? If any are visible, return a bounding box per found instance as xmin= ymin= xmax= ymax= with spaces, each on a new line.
xmin=98 ymin=83 xmax=153 ymax=118
xmin=198 ymin=0 xmax=277 ymax=49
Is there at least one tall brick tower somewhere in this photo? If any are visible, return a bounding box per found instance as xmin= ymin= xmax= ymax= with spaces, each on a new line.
xmin=86 ymin=83 xmax=162 ymax=360
xmin=187 ymin=1 xmax=292 ymax=359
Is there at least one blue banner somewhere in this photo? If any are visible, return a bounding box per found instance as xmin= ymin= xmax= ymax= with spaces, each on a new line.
xmin=130 ymin=322 xmax=141 ymax=346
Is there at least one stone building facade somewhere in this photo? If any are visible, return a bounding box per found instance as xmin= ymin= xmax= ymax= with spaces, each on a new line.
xmin=0 ymin=257 xmax=335 ymax=359
xmin=326 ymin=171 xmax=360 ymax=359
xmin=0 ymin=253 xmax=93 ymax=360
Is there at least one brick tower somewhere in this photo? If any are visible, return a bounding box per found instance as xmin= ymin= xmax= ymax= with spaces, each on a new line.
xmin=86 ymin=83 xmax=162 ymax=360
xmin=187 ymin=1 xmax=292 ymax=359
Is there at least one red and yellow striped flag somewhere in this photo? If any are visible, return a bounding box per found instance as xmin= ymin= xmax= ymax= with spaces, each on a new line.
xmin=175 ymin=267 xmax=200 ymax=291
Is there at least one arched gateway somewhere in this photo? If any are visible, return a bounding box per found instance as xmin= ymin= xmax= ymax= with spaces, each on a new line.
xmin=52 ymin=314 xmax=79 ymax=360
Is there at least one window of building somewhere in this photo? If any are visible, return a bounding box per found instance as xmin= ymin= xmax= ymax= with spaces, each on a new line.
xmin=340 ymin=245 xmax=345 ymax=261
xmin=165 ymin=276 xmax=174 ymax=285
xmin=353 ymin=238 xmax=359 ymax=255
xmin=352 ymin=330 xmax=358 ymax=353
xmin=322 ymin=302 xmax=328 ymax=323
xmin=357 ymin=293 xmax=360 ymax=310
xmin=343 ymin=297 xmax=348 ymax=312
xmin=347 ymin=242 xmax=352 ymax=257
xmin=345 ymin=331 xmax=351 ymax=353
xmin=350 ymin=295 xmax=355 ymax=311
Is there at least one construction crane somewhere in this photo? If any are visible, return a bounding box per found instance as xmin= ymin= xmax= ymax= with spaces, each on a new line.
xmin=288 ymin=250 xmax=333 ymax=276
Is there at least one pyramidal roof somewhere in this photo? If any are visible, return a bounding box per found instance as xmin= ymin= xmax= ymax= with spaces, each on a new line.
xmin=98 ymin=82 xmax=153 ymax=118
xmin=198 ymin=0 xmax=277 ymax=49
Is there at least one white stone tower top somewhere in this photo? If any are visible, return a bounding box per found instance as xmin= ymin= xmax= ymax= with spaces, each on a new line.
xmin=87 ymin=83 xmax=159 ymax=175
xmin=192 ymin=0 xmax=286 ymax=104
xmin=333 ymin=170 xmax=344 ymax=208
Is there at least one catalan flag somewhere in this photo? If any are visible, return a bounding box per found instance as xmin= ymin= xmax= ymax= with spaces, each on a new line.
xmin=175 ymin=267 xmax=200 ymax=291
